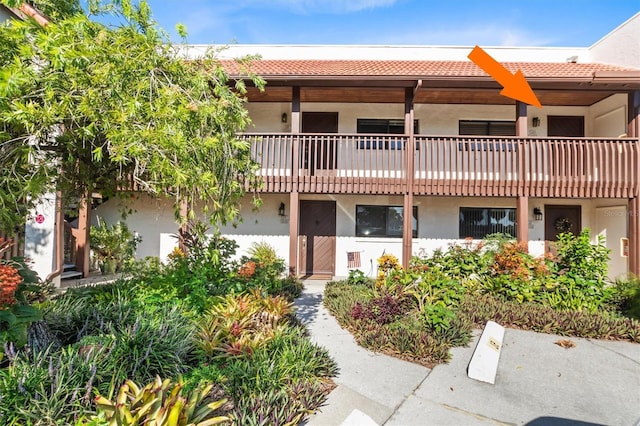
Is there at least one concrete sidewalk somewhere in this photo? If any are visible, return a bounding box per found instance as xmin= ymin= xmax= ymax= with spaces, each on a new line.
xmin=296 ymin=280 xmax=640 ymax=426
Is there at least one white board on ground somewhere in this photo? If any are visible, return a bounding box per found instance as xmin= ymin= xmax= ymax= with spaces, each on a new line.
xmin=467 ymin=320 xmax=505 ymax=384
xmin=340 ymin=409 xmax=378 ymax=426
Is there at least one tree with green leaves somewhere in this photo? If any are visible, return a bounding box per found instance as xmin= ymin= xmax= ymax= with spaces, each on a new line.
xmin=0 ymin=0 xmax=264 ymax=233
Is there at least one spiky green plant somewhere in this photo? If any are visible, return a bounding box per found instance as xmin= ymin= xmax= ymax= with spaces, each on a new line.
xmin=88 ymin=376 xmax=229 ymax=425
xmin=247 ymin=242 xmax=279 ymax=268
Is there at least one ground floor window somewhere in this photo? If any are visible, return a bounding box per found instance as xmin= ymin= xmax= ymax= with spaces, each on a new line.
xmin=459 ymin=207 xmax=516 ymax=239
xmin=356 ymin=205 xmax=418 ymax=238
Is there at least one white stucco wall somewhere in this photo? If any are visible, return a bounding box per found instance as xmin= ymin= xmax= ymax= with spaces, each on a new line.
xmin=589 ymin=13 xmax=640 ymax=69
xmin=24 ymin=193 xmax=58 ymax=281
xmin=246 ymin=102 xmax=291 ymax=133
xmin=95 ymin=192 xmax=629 ymax=279
xmin=247 ymin=102 xmax=591 ymax=137
xmin=93 ymin=196 xmax=178 ymax=260
xmin=184 ymin=44 xmax=589 ymax=63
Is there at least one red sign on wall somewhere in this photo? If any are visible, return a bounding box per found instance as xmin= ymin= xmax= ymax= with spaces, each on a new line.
xmin=35 ymin=214 xmax=45 ymax=224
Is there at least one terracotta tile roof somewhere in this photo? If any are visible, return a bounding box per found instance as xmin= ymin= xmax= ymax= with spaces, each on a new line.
xmin=221 ymin=59 xmax=640 ymax=80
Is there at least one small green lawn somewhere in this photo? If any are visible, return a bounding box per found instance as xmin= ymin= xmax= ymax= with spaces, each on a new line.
xmin=324 ymin=231 xmax=640 ymax=368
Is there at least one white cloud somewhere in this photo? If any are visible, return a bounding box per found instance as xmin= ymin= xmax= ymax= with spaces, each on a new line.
xmin=296 ymin=0 xmax=398 ymax=13
xmin=360 ymin=24 xmax=558 ymax=47
xmin=238 ymin=0 xmax=398 ymax=14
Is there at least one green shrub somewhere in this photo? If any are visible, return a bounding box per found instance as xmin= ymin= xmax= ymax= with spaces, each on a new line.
xmin=324 ymin=280 xmax=375 ymax=322
xmin=553 ymin=229 xmax=610 ymax=283
xmin=99 ymin=304 xmax=196 ymax=387
xmin=165 ymin=221 xmax=239 ymax=308
xmin=609 ymin=276 xmax=640 ymax=319
xmin=353 ymin=314 xmax=462 ymax=366
xmin=269 ymin=275 xmax=304 ymax=301
xmin=196 ymin=291 xmax=292 ymax=360
xmin=0 ymin=344 xmax=113 ymax=424
xmin=223 ymin=326 xmax=336 ymax=393
xmin=223 ymin=326 xmax=336 ymax=425
xmin=182 ymin=364 xmax=227 ymax=395
xmin=459 ymin=293 xmax=640 ymax=342
xmin=43 ymin=286 xmax=139 ymax=346
xmin=398 ymin=267 xmax=464 ymax=333
xmin=412 ymin=239 xmax=491 ymax=280
xmin=44 ymin=288 xmax=196 ymax=391
xmin=350 ymin=294 xmax=412 ymax=325
xmin=482 ymin=241 xmax=553 ymax=303
xmin=247 ymin=241 xmax=280 ymax=268
xmin=1 ymin=249 xmax=43 ymax=360
xmin=347 ymin=269 xmax=372 ymax=286
xmin=536 ymin=229 xmax=612 ymax=312
xmin=90 ymin=217 xmax=141 ymax=274
xmin=233 ymin=242 xmax=290 ymax=297
xmin=231 ymin=382 xmax=330 ymax=426
xmin=325 ymin=280 xmax=471 ymax=366
xmin=543 ymin=274 xmax=615 ymax=312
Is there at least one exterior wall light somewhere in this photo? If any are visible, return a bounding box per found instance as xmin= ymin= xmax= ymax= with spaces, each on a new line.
xmin=532 ymin=117 xmax=540 ymax=127
xmin=278 ymin=202 xmax=286 ymax=217
xmin=281 ymin=112 xmax=288 ymax=123
xmin=533 ymin=207 xmax=543 ymax=221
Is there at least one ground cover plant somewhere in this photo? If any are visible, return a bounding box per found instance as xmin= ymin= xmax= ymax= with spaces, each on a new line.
xmin=0 ymin=228 xmax=334 ymax=425
xmin=324 ymin=231 xmax=640 ymax=367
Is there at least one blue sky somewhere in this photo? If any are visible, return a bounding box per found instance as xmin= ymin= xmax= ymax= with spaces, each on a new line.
xmin=140 ymin=0 xmax=640 ymax=46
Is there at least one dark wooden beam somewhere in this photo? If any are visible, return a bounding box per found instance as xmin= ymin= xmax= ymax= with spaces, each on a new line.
xmin=291 ymin=86 xmax=301 ymax=134
xmin=516 ymin=101 xmax=527 ymax=136
xmin=245 ymin=86 xmax=618 ymax=106
xmin=628 ymin=90 xmax=640 ymax=138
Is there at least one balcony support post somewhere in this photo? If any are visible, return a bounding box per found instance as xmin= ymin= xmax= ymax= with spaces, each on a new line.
xmin=47 ymin=191 xmax=64 ymax=285
xmin=177 ymin=199 xmax=188 ymax=252
xmin=630 ymin=197 xmax=640 ymax=277
xmin=516 ymin=101 xmax=527 ymax=137
xmin=74 ymin=191 xmax=91 ymax=278
xmin=288 ymin=191 xmax=299 ymax=276
xmin=402 ymin=85 xmax=418 ymax=268
xmin=516 ymin=196 xmax=529 ymax=251
xmin=289 ymin=86 xmax=301 ymax=276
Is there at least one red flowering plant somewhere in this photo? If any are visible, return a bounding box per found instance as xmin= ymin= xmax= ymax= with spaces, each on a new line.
xmin=0 ymin=238 xmax=43 ymax=362
xmin=231 ymin=242 xmax=288 ymax=295
xmin=237 ymin=260 xmax=257 ymax=280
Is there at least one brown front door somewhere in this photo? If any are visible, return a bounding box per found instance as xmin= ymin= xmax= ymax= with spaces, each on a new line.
xmin=302 ymin=112 xmax=338 ymax=174
xmin=299 ymin=200 xmax=336 ymax=277
xmin=545 ymin=205 xmax=582 ymax=241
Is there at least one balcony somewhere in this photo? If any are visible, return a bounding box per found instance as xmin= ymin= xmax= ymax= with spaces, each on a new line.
xmin=243 ymin=133 xmax=639 ymax=198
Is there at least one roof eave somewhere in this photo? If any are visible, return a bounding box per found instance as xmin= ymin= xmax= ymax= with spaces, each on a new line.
xmin=230 ymin=73 xmax=640 ymax=91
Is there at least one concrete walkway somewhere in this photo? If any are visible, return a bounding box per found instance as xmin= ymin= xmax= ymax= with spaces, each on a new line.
xmin=295 ymin=280 xmax=640 ymax=426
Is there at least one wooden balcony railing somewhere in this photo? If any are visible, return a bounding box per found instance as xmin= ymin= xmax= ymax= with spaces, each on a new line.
xmin=0 ymin=229 xmax=25 ymax=260
xmin=242 ymin=133 xmax=639 ymax=198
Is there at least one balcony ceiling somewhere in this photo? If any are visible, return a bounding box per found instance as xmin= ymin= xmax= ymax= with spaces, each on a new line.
xmin=244 ymin=86 xmax=619 ymax=107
